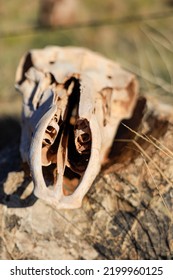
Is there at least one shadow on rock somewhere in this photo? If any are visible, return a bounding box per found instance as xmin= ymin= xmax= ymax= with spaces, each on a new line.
xmin=0 ymin=116 xmax=37 ymax=208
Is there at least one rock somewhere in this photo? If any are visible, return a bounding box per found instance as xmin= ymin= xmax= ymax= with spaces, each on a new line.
xmin=0 ymin=97 xmax=173 ymax=259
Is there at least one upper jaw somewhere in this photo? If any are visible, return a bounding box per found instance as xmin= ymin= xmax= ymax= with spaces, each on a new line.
xmin=29 ymin=75 xmax=102 ymax=209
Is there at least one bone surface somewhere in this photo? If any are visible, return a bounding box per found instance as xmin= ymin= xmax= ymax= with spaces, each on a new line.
xmin=15 ymin=46 xmax=138 ymax=209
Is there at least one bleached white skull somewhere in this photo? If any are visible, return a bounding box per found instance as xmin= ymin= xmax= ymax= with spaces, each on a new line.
xmin=15 ymin=46 xmax=138 ymax=209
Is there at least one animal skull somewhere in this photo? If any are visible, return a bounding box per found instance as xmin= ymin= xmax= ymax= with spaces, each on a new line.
xmin=15 ymin=46 xmax=138 ymax=209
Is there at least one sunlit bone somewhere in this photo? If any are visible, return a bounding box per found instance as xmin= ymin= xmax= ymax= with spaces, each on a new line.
xmin=15 ymin=46 xmax=138 ymax=209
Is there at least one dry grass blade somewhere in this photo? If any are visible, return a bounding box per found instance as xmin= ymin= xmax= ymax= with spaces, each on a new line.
xmin=142 ymin=24 xmax=173 ymax=53
xmin=116 ymin=137 xmax=172 ymax=187
xmin=121 ymin=60 xmax=172 ymax=94
xmin=142 ymin=154 xmax=172 ymax=221
xmin=140 ymin=25 xmax=173 ymax=93
xmin=150 ymin=135 xmax=173 ymax=158
xmin=122 ymin=123 xmax=173 ymax=159
xmin=115 ymin=123 xmax=173 ymax=220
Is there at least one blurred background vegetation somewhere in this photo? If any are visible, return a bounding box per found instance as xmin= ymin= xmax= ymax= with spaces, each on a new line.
xmin=1 ymin=0 xmax=173 ymax=117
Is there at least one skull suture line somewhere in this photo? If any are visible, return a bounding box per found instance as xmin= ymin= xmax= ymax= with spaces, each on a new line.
xmin=15 ymin=46 xmax=138 ymax=209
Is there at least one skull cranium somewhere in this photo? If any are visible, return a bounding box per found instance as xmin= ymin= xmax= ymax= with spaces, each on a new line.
xmin=15 ymin=46 xmax=138 ymax=209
